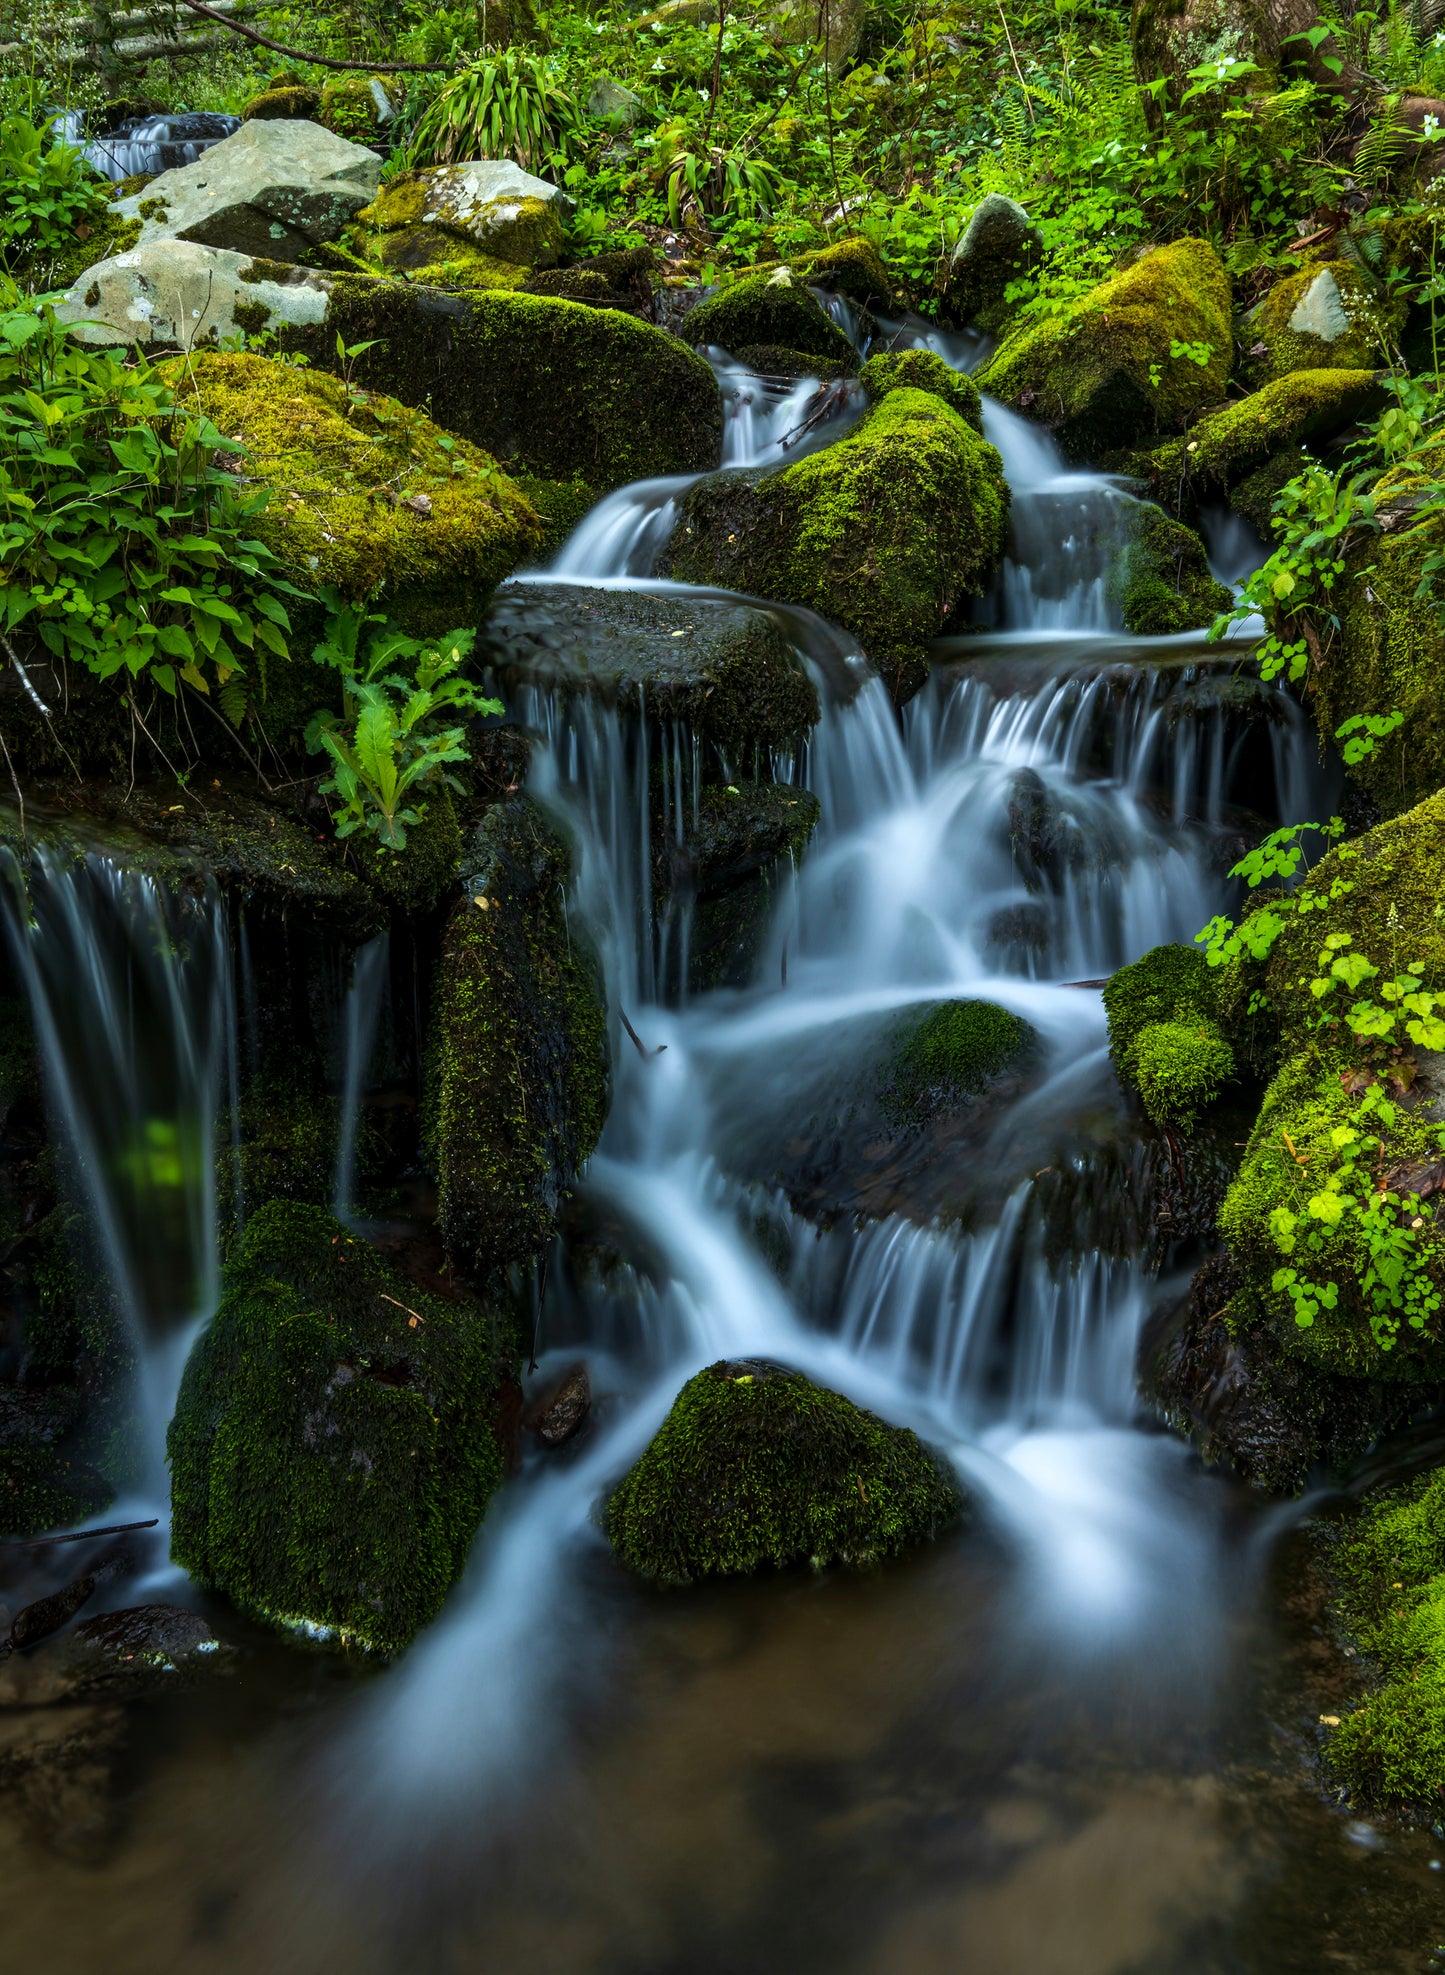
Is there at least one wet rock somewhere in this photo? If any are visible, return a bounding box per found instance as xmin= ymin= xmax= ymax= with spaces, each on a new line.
xmin=477 ymin=581 xmax=821 ymax=754
xmin=72 ymin=1603 xmax=218 ymax=1669
xmin=523 ymin=1362 xmax=591 ymax=1447
xmin=170 ymin=1202 xmax=510 ymax=1655
xmin=947 ymin=193 xmax=1042 ymax=331
xmin=683 ymin=267 xmax=857 ymax=367
xmin=0 ymin=1383 xmax=85 ymax=1449
xmin=1117 ymin=508 xmax=1231 ymax=636
xmin=606 ymin=1360 xmax=962 ymax=1583
xmin=426 ymin=798 xmax=610 ymax=1277
xmin=6 ymin=1573 xmax=97 ymax=1653
xmin=55 ymin=238 xmax=331 ymax=350
xmin=113 ymin=117 xmax=381 ymax=262
xmin=354 ymin=161 xmax=570 ymax=287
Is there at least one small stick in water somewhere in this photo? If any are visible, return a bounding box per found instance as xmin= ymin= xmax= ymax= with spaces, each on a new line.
xmin=619 ymin=1008 xmax=666 ymax=1059
xmin=0 ymin=1518 xmax=159 ymax=1551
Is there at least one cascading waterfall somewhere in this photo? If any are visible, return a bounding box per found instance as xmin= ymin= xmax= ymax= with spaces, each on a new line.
xmin=0 ymin=846 xmax=236 ymax=1490
xmin=79 ymin=110 xmax=240 ymax=181
xmin=332 ymin=933 xmax=390 ymax=1223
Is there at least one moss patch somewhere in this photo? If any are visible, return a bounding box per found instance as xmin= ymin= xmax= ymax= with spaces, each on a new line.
xmin=794 ymin=233 xmax=894 ymax=307
xmin=664 ymin=385 xmax=1009 ymax=703
xmin=168 ymin=1201 xmax=507 ymax=1654
xmin=0 ymin=1448 xmax=113 ymax=1538
xmin=887 ymin=998 xmax=1034 ymax=1118
xmin=606 ymin=1360 xmax=963 ymax=1584
xmin=1243 ymin=259 xmax=1400 ymax=384
xmin=978 ymin=238 xmax=1232 ymax=457
xmin=161 ymin=350 xmax=542 ymax=634
xmin=278 ymin=279 xmax=723 ymax=493
xmin=241 ymin=85 xmax=321 ymax=120
xmin=1176 ymin=368 xmax=1385 ymax=498
xmin=1117 ymin=505 xmax=1232 ymax=635
xmin=683 ymin=268 xmax=857 ymax=365
xmin=425 ymin=797 xmax=609 ymax=1278
xmin=861 ymin=347 xmax=983 ymax=430
xmin=1103 ymin=941 xmax=1235 ymax=1127
xmin=1131 ymin=1018 xmax=1236 ymax=1128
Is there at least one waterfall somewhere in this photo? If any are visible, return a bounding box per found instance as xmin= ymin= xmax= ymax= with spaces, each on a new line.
xmin=332 ymin=933 xmax=389 ymax=1223
xmin=79 ymin=110 xmax=240 ymax=182
xmin=0 ymin=845 xmax=235 ymax=1489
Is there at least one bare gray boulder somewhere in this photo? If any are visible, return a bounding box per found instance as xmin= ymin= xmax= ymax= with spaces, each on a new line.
xmin=55 ymin=239 xmax=330 ymax=349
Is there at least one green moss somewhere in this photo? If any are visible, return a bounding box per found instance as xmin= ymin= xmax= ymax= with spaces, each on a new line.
xmin=888 ymin=998 xmax=1034 ymax=1117
xmin=511 ymin=472 xmax=597 ymax=553
xmin=1325 ymin=1466 xmax=1445 ymax=1808
xmin=860 ymin=347 xmax=983 ymax=430
xmin=665 ymin=385 xmax=1009 ymax=703
xmin=1181 ymin=369 xmax=1384 ymax=496
xmin=792 ymin=233 xmax=894 ymax=307
xmin=278 ymin=280 xmax=723 ymax=493
xmin=425 ymin=798 xmax=609 ymax=1278
xmin=354 ymin=171 xmax=564 ymax=277
xmin=978 ymin=239 xmax=1232 ymax=458
xmin=1104 ymin=941 xmax=1220 ymax=1081
xmin=1324 ymin=441 xmax=1445 ymax=814
xmin=1243 ymin=258 xmax=1401 ymax=384
xmin=168 ymin=1201 xmax=507 ymax=1654
xmin=1117 ymin=505 xmax=1232 ymax=635
xmin=357 ymin=784 xmax=463 ymax=913
xmin=223 ymin=1084 xmax=347 ymax=1222
xmin=161 ymin=350 xmax=543 ymax=634
xmin=605 ymin=1360 xmax=963 ymax=1584
xmin=241 ymin=84 xmax=321 ymax=120
xmin=319 ymin=74 xmax=390 ymax=144
xmin=1131 ymin=1017 xmax=1236 ymax=1128
xmin=683 ymin=268 xmax=857 ymax=366
xmin=521 ymin=244 xmax=656 ymax=310
xmin=0 ymin=1448 xmax=113 ymax=1538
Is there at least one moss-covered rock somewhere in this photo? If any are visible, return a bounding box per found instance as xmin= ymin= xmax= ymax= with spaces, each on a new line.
xmin=946 ymin=193 xmax=1042 ymax=331
xmin=682 ymin=267 xmax=857 ymax=366
xmin=319 ymin=74 xmax=396 ymax=145
xmin=978 ymin=239 xmax=1232 ymax=458
xmin=795 ymin=234 xmax=894 ymax=307
xmin=1324 ymin=1466 xmax=1445 ymax=1809
xmin=425 ymin=798 xmax=609 ymax=1278
xmin=1117 ymin=504 xmax=1232 ymax=635
xmin=664 ymin=386 xmax=1009 ymax=702
xmin=606 ymin=1360 xmax=962 ymax=1584
xmin=886 ymin=998 xmax=1035 ymax=1118
xmin=519 ymin=243 xmax=657 ymax=316
xmin=1322 ymin=437 xmax=1445 ymax=814
xmin=1104 ymin=942 xmax=1235 ymax=1127
xmin=277 ymin=279 xmax=724 ymax=494
xmin=1163 ymin=368 xmax=1385 ymax=505
xmin=1130 ymin=1018 xmax=1236 ymax=1128
xmin=860 ymin=347 xmax=983 ymax=429
xmin=240 ymin=84 xmax=321 ymax=121
xmin=1242 ymin=259 xmax=1400 ymax=384
xmin=475 ymin=580 xmax=820 ymax=755
xmin=351 ymin=162 xmax=567 ymax=287
xmin=0 ymin=1448 xmax=113 ymax=1538
xmin=161 ymin=350 xmax=542 ymax=633
xmin=168 ymin=1201 xmax=508 ymax=1654
xmin=661 ymin=781 xmax=821 ymax=993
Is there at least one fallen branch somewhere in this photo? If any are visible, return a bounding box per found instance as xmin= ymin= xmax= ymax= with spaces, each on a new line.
xmin=169 ymin=0 xmax=454 ymax=70
xmin=0 ymin=1517 xmax=159 ymax=1550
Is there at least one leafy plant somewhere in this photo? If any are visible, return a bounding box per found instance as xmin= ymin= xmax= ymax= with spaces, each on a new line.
xmin=0 ymin=111 xmax=109 ymax=271
xmin=306 ymin=596 xmax=501 ymax=853
xmin=407 ymin=50 xmax=581 ymax=170
xmin=0 ymin=282 xmax=299 ymax=702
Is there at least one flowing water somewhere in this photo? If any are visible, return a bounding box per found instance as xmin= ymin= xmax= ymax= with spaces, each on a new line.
xmin=2 ymin=323 xmax=1440 ymax=1973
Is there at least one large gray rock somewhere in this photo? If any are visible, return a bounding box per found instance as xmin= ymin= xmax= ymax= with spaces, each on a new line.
xmin=114 ymin=118 xmax=381 ymax=263
xmin=55 ymin=239 xmax=329 ymax=349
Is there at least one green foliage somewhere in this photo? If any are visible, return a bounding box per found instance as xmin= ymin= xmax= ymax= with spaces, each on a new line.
xmin=0 ymin=111 xmax=109 ymax=271
xmin=605 ymin=1360 xmax=963 ymax=1584
xmin=0 ymin=285 xmax=299 ymax=701
xmin=305 ymin=594 xmax=501 ymax=853
xmin=1131 ymin=1017 xmax=1235 ymax=1129
xmin=408 ymin=49 xmax=581 ymax=169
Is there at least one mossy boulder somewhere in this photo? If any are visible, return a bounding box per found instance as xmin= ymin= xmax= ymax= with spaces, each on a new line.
xmin=1160 ymin=368 xmax=1385 ymax=507
xmin=1242 ymin=260 xmax=1400 ymax=384
xmin=1104 ymin=942 xmax=1235 ymax=1127
xmin=352 ymin=162 xmax=568 ymax=288
xmin=278 ymin=280 xmax=724 ymax=494
xmin=240 ymin=84 xmax=321 ymax=121
xmin=887 ymin=998 xmax=1035 ymax=1118
xmin=795 ymin=234 xmax=894 ymax=308
xmin=475 ymin=580 xmax=821 ymax=755
xmin=946 ymin=193 xmax=1042 ymax=331
xmin=519 ymin=243 xmax=657 ymax=316
xmin=605 ymin=1360 xmax=963 ymax=1584
xmin=319 ymin=74 xmax=397 ymax=145
xmin=860 ymin=347 xmax=982 ymax=429
xmin=168 ymin=1202 xmax=508 ymax=1654
xmin=682 ymin=267 xmax=857 ymax=366
xmin=160 ymin=350 xmax=543 ymax=632
xmin=1324 ymin=1465 xmax=1445 ymax=1809
xmin=978 ymin=239 xmax=1232 ymax=458
xmin=1117 ymin=505 xmax=1232 ymax=635
xmin=664 ymin=386 xmax=1010 ymax=703
xmin=1322 ymin=436 xmax=1445 ymax=814
xmin=1217 ymin=791 xmax=1445 ymax=1381
xmin=425 ymin=798 xmax=609 ymax=1278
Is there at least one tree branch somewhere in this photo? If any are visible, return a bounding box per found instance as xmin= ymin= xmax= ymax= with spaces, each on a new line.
xmin=169 ymin=0 xmax=454 ymax=71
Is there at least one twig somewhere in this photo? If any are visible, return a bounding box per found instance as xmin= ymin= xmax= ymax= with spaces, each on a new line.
xmin=619 ymin=1006 xmax=665 ymax=1059
xmin=0 ymin=1518 xmax=158 ymax=1549
xmin=995 ymin=0 xmax=1035 ymax=126
xmin=529 ymin=1248 xmax=549 ymax=1374
xmin=169 ymin=0 xmax=453 ymax=70
xmin=0 ymin=721 xmax=25 ymax=846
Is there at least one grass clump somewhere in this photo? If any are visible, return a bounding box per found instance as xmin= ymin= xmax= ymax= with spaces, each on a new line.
xmin=606 ymin=1360 xmax=963 ymax=1584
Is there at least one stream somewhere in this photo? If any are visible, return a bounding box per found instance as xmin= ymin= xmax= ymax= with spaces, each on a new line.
xmin=3 ymin=312 xmax=1444 ymax=1972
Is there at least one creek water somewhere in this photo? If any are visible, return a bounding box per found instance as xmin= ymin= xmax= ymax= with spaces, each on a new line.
xmin=2 ymin=318 xmax=1442 ymax=1973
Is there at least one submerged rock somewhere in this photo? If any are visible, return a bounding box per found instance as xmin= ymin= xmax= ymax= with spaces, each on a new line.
xmin=425 ymin=798 xmax=610 ymax=1278
xmin=113 ymin=117 xmax=381 ymax=263
xmin=606 ymin=1360 xmax=963 ymax=1584
xmin=169 ymin=1202 xmax=510 ymax=1654
xmin=476 ymin=581 xmax=820 ymax=754
xmin=522 ymin=1362 xmax=591 ymax=1447
xmin=664 ymin=383 xmax=1010 ymax=703
xmin=978 ymin=239 xmax=1232 ymax=457
xmin=160 ymin=350 xmax=543 ymax=632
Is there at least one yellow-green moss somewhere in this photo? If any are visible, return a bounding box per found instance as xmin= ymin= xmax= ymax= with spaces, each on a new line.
xmin=978 ymin=239 xmax=1232 ymax=458
xmin=683 ymin=267 xmax=857 ymax=366
xmin=1180 ymin=369 xmax=1384 ymax=495
xmin=886 ymin=998 xmax=1034 ymax=1118
xmin=354 ymin=171 xmax=563 ymax=277
xmin=241 ymin=84 xmax=321 ymax=120
xmin=425 ymin=798 xmax=609 ymax=1277
xmin=606 ymin=1360 xmax=963 ymax=1584
xmin=161 ymin=350 xmax=543 ymax=634
xmin=860 ymin=347 xmax=982 ymax=430
xmin=1132 ymin=1017 xmax=1236 ymax=1127
xmin=1104 ymin=942 xmax=1220 ymax=1079
xmin=319 ymin=73 xmax=391 ymax=144
xmin=1243 ymin=258 xmax=1401 ymax=385
xmin=793 ymin=233 xmax=894 ymax=307
xmin=665 ymin=385 xmax=1009 ymax=702
xmin=168 ymin=1201 xmax=507 ymax=1654
xmin=1117 ymin=505 xmax=1232 ymax=634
